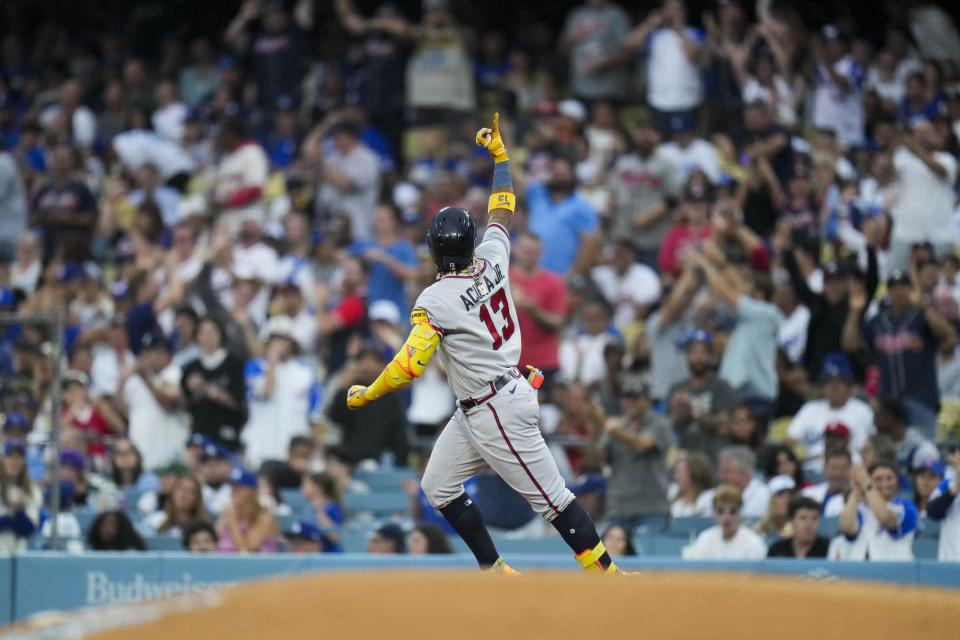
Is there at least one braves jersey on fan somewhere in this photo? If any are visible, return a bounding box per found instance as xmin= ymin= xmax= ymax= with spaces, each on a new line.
xmin=412 ymin=223 xmax=521 ymax=400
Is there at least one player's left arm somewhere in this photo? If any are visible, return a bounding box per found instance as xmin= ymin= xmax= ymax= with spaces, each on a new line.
xmin=345 ymin=310 xmax=441 ymax=409
xmin=476 ymin=112 xmax=515 ymax=231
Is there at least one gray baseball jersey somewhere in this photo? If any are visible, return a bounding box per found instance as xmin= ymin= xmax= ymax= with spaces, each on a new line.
xmin=413 ymin=222 xmax=522 ymax=401
xmin=416 ymin=222 xmax=575 ymax=522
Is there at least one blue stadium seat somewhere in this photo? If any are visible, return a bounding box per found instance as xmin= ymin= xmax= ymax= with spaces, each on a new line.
xmin=343 ymin=492 xmax=409 ymax=517
xmin=913 ymin=537 xmax=939 ymax=560
xmin=917 ymin=517 xmax=941 ymax=538
xmin=635 ymin=534 xmax=689 ymax=557
xmin=275 ymin=513 xmax=300 ymax=533
xmin=818 ymin=516 xmax=839 ymax=537
xmin=279 ymin=490 xmax=313 ymax=517
xmin=340 ymin=529 xmax=373 ymax=552
xmin=145 ymin=535 xmax=184 ymax=551
xmin=490 ymin=537 xmax=571 ymax=555
xmin=73 ymin=508 xmax=99 ymax=534
xmin=354 ymin=468 xmax=417 ymax=491
xmin=667 ymin=517 xmax=714 ymax=538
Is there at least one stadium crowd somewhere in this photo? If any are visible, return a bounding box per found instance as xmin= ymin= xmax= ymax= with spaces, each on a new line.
xmin=1 ymin=0 xmax=960 ymax=562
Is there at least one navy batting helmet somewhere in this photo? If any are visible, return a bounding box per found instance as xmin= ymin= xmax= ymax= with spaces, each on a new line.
xmin=427 ymin=206 xmax=476 ymax=273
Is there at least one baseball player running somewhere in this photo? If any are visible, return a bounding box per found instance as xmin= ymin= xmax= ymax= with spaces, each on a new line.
xmin=347 ymin=113 xmax=625 ymax=574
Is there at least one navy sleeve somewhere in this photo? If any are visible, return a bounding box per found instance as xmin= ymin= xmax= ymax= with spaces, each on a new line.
xmin=11 ymin=508 xmax=37 ymax=537
xmin=926 ymin=484 xmax=957 ymax=520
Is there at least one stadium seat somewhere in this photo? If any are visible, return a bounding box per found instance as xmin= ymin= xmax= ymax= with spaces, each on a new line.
xmin=635 ymin=534 xmax=690 ymax=557
xmin=912 ymin=537 xmax=939 ymax=560
xmin=73 ymin=508 xmax=100 ymax=534
xmin=343 ymin=492 xmax=409 ymax=517
xmin=917 ymin=517 xmax=941 ymax=538
xmin=145 ymin=535 xmax=185 ymax=551
xmin=279 ymin=490 xmax=313 ymax=517
xmin=354 ymin=468 xmax=418 ymax=491
xmin=818 ymin=517 xmax=839 ymax=537
xmin=667 ymin=517 xmax=714 ymax=538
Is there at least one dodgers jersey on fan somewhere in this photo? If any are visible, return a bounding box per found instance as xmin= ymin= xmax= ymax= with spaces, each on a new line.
xmin=412 ymin=223 xmax=521 ymax=400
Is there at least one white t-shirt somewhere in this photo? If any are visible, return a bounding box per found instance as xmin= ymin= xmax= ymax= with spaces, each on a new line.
xmin=682 ymin=524 xmax=767 ymax=560
xmin=90 ymin=347 xmax=136 ymax=398
xmin=777 ymin=305 xmax=810 ymax=364
xmin=591 ymin=263 xmax=661 ymax=330
xmin=787 ymin=397 xmax=875 ymax=473
xmin=203 ymin=483 xmax=233 ymax=516
xmin=659 ymin=139 xmax=721 ymax=184
xmin=152 ymin=102 xmax=188 ymax=142
xmin=645 ymin=27 xmax=704 ymax=112
xmin=696 ymin=477 xmax=770 ymax=520
xmin=40 ymin=104 xmax=96 ymax=147
xmin=801 ymin=482 xmax=847 ymax=517
xmin=112 ymin=129 xmax=196 ymax=180
xmin=123 ymin=364 xmax=189 ymax=471
xmin=242 ymin=357 xmax=322 ymax=469
xmin=891 ymin=146 xmax=959 ymax=243
xmin=841 ymin=497 xmax=918 ymax=561
xmin=812 ymin=56 xmax=866 ymax=146
xmin=929 ymin=478 xmax=960 ymax=561
xmin=559 ymin=332 xmax=614 ymax=387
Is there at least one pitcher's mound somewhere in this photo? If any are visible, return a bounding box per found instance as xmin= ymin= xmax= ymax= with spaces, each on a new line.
xmin=90 ymin=570 xmax=960 ymax=640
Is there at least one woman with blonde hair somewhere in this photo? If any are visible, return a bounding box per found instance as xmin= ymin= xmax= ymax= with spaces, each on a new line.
xmin=216 ymin=468 xmax=279 ymax=553
xmin=754 ymin=475 xmax=796 ymax=539
xmin=670 ymin=452 xmax=716 ymax=517
xmin=141 ymin=475 xmax=209 ymax=537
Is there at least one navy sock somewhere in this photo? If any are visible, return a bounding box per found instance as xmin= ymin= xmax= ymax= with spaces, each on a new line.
xmin=439 ymin=492 xmax=500 ymax=568
xmin=550 ymin=501 xmax=612 ymax=569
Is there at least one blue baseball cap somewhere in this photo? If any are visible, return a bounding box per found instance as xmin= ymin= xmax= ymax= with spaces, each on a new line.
xmin=3 ymin=413 xmax=28 ymax=431
xmin=917 ymin=459 xmax=946 ymax=476
xmin=3 ymin=440 xmax=26 ymax=455
xmin=284 ymin=520 xmax=323 ymax=543
xmin=0 ymin=288 xmax=15 ymax=308
xmin=820 ymin=352 xmax=852 ymax=382
xmin=684 ymin=329 xmax=713 ymax=349
xmin=669 ymin=113 xmax=696 ymax=133
xmin=215 ymin=55 xmax=237 ymax=69
xmin=60 ymin=449 xmax=85 ymax=471
xmin=186 ymin=433 xmax=210 ymax=448
xmin=56 ymin=261 xmax=85 ymax=283
xmin=141 ymin=331 xmax=172 ymax=352
xmin=202 ymin=441 xmax=229 ymax=460
xmin=229 ymin=467 xmax=258 ymax=488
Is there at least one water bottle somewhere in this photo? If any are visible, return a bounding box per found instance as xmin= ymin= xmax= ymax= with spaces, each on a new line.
xmin=380 ymin=450 xmax=395 ymax=471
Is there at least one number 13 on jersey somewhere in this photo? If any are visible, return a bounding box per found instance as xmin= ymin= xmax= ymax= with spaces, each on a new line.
xmin=478 ymin=289 xmax=515 ymax=350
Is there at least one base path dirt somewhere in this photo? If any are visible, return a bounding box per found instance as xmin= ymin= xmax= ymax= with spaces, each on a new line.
xmin=87 ymin=570 xmax=960 ymax=640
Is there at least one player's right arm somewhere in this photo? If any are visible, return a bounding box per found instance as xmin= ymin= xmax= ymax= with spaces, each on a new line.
xmin=476 ymin=112 xmax=514 ymax=231
xmin=345 ymin=309 xmax=441 ymax=410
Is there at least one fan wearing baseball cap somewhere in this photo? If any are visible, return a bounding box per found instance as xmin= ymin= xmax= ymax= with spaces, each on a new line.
xmin=785 ymin=352 xmax=875 ymax=474
xmin=844 ymin=268 xmax=956 ymax=434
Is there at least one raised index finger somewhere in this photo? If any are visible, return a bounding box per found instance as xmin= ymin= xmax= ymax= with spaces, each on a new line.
xmin=492 ymin=111 xmax=500 ymax=133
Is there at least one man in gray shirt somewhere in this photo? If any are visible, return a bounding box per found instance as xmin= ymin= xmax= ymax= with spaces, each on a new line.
xmin=603 ymin=375 xmax=673 ymax=534
xmin=315 ymin=121 xmax=380 ymax=241
xmin=560 ymin=0 xmax=631 ymax=101
xmin=607 ymin=121 xmax=680 ymax=266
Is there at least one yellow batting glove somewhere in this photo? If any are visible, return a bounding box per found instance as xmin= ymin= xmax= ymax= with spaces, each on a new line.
xmin=346 ymin=385 xmax=370 ymax=410
xmin=475 ymin=112 xmax=509 ymax=162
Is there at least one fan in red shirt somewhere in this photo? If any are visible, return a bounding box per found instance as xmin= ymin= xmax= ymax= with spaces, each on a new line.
xmin=61 ymin=370 xmax=121 ymax=468
xmin=509 ymin=232 xmax=568 ymax=389
xmin=658 ymin=180 xmax=713 ymax=285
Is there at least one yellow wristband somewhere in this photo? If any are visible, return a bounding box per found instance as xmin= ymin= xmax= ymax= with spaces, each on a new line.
xmin=488 ymin=192 xmax=516 ymax=215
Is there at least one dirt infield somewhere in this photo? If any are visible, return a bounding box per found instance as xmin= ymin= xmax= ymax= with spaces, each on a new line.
xmin=87 ymin=571 xmax=960 ymax=640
